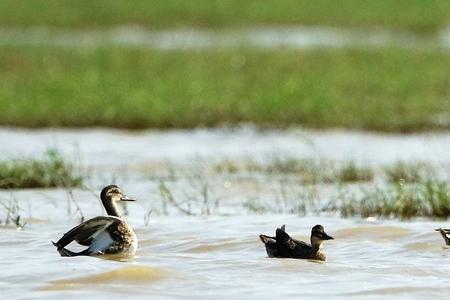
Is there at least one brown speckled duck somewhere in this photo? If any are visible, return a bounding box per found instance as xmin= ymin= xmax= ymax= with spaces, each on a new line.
xmin=259 ymin=224 xmax=333 ymax=261
xmin=52 ymin=185 xmax=137 ymax=257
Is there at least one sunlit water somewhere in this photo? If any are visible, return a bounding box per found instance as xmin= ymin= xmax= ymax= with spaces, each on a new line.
xmin=0 ymin=26 xmax=449 ymax=51
xmin=1 ymin=127 xmax=450 ymax=166
xmin=1 ymin=128 xmax=450 ymax=299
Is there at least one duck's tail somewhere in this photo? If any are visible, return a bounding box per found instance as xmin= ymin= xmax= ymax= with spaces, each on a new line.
xmin=259 ymin=234 xmax=275 ymax=245
xmin=259 ymin=235 xmax=278 ymax=258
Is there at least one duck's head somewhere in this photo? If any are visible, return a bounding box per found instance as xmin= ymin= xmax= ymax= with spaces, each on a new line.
xmin=100 ymin=185 xmax=136 ymax=204
xmin=310 ymin=225 xmax=333 ymax=247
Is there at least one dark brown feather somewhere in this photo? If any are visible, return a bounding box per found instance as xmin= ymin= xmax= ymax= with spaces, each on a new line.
xmin=53 ymin=216 xmax=121 ymax=250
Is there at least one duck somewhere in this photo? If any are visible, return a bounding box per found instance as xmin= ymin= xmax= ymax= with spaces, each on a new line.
xmin=259 ymin=224 xmax=333 ymax=261
xmin=52 ymin=185 xmax=138 ymax=257
xmin=435 ymin=228 xmax=450 ymax=245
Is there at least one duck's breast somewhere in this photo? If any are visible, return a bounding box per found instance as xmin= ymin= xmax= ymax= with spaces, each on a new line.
xmin=128 ymin=233 xmax=138 ymax=255
xmin=116 ymin=222 xmax=137 ymax=255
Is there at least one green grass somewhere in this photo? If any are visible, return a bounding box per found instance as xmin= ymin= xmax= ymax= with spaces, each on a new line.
xmin=340 ymin=181 xmax=450 ymax=219
xmin=256 ymin=158 xmax=326 ymax=183
xmin=213 ymin=158 xmax=374 ymax=183
xmin=385 ymin=161 xmax=428 ymax=183
xmin=0 ymin=150 xmax=82 ymax=189
xmin=1 ymin=45 xmax=449 ymax=132
xmin=0 ymin=0 xmax=449 ymax=32
xmin=216 ymin=158 xmax=330 ymax=184
xmin=335 ymin=162 xmax=374 ymax=183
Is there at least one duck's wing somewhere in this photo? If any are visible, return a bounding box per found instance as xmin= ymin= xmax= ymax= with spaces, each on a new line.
xmin=53 ymin=216 xmax=122 ymax=249
xmin=290 ymin=238 xmax=311 ymax=251
xmin=275 ymin=226 xmax=311 ymax=257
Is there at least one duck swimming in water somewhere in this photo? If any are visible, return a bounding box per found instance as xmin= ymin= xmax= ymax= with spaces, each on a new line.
xmin=435 ymin=228 xmax=450 ymax=245
xmin=52 ymin=185 xmax=137 ymax=257
xmin=259 ymin=224 xmax=333 ymax=261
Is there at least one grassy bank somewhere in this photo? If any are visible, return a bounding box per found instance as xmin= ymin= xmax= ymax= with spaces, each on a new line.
xmin=1 ymin=46 xmax=450 ymax=132
xmin=0 ymin=0 xmax=449 ymax=32
xmin=0 ymin=151 xmax=82 ymax=189
xmin=340 ymin=181 xmax=450 ymax=219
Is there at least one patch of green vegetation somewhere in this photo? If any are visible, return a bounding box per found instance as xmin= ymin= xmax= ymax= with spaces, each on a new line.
xmin=384 ymin=161 xmax=428 ymax=183
xmin=0 ymin=0 xmax=449 ymax=32
xmin=1 ymin=46 xmax=449 ymax=132
xmin=263 ymin=158 xmax=329 ymax=184
xmin=340 ymin=181 xmax=450 ymax=219
xmin=335 ymin=162 xmax=374 ymax=183
xmin=213 ymin=160 xmax=241 ymax=174
xmin=212 ymin=158 xmax=375 ymax=184
xmin=213 ymin=158 xmax=324 ymax=182
xmin=0 ymin=151 xmax=83 ymax=189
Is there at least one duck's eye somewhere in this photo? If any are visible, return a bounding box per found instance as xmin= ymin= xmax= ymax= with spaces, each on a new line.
xmin=111 ymin=189 xmax=120 ymax=194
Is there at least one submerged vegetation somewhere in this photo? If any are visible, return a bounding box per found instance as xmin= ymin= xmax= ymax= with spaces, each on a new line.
xmin=0 ymin=151 xmax=448 ymax=219
xmin=0 ymin=151 xmax=82 ymax=189
xmin=0 ymin=0 xmax=449 ymax=32
xmin=150 ymin=158 xmax=450 ymax=219
xmin=0 ymin=46 xmax=449 ymax=132
xmin=0 ymin=196 xmax=26 ymax=228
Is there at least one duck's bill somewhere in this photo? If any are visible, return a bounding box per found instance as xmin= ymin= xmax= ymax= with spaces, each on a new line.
xmin=121 ymin=195 xmax=137 ymax=201
xmin=321 ymin=233 xmax=334 ymax=240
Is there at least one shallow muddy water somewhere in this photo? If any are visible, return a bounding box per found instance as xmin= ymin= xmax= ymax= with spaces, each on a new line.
xmin=1 ymin=213 xmax=449 ymax=300
xmin=1 ymin=128 xmax=450 ymax=299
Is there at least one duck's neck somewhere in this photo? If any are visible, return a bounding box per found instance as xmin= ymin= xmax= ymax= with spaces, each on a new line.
xmin=310 ymin=236 xmax=326 ymax=261
xmin=310 ymin=237 xmax=323 ymax=253
xmin=104 ymin=199 xmax=122 ymax=218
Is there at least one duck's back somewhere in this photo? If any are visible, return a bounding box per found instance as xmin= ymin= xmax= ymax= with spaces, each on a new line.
xmin=275 ymin=228 xmax=314 ymax=259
